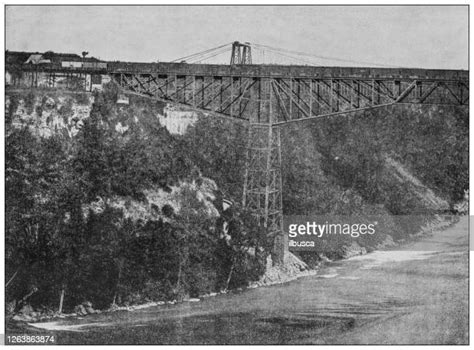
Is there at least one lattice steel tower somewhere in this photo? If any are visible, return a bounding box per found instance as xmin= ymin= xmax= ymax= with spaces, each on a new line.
xmin=242 ymin=79 xmax=284 ymax=265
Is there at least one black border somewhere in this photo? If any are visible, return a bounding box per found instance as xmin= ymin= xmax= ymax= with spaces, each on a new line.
xmin=3 ymin=3 xmax=470 ymax=346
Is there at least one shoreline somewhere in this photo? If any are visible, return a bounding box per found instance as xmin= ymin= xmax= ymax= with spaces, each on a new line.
xmin=8 ymin=215 xmax=459 ymax=328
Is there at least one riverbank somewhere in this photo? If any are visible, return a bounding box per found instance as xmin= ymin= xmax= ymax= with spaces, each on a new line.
xmin=7 ymin=215 xmax=462 ymax=341
xmin=11 ymin=215 xmax=466 ymax=344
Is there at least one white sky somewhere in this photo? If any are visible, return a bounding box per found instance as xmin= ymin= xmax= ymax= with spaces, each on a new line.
xmin=5 ymin=5 xmax=469 ymax=69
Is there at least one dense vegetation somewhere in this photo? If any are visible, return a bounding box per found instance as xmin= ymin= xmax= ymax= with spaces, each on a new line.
xmin=5 ymin=85 xmax=266 ymax=314
xmin=311 ymin=105 xmax=468 ymax=204
xmin=282 ymin=103 xmax=467 ymax=259
xmin=5 ymin=83 xmax=468 ymax=315
xmin=282 ymin=104 xmax=468 ymax=215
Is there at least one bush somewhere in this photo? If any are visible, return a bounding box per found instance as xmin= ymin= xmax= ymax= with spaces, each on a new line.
xmin=24 ymin=91 xmax=36 ymax=114
xmin=58 ymin=98 xmax=74 ymax=121
xmin=75 ymin=92 xmax=90 ymax=105
xmin=7 ymin=95 xmax=19 ymax=124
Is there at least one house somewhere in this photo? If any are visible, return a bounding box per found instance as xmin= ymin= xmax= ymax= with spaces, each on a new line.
xmin=25 ymin=54 xmax=51 ymax=64
xmin=61 ymin=61 xmax=82 ymax=68
xmin=6 ymin=51 xmax=39 ymax=65
xmin=42 ymin=52 xmax=82 ymax=64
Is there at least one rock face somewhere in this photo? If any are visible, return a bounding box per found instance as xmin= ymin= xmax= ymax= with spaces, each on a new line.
xmin=383 ymin=156 xmax=449 ymax=212
xmin=6 ymin=89 xmax=200 ymax=140
xmin=158 ymin=105 xmax=199 ymax=135
xmin=453 ymin=190 xmax=469 ymax=214
xmin=251 ymin=253 xmax=314 ymax=287
xmin=375 ymin=234 xmax=396 ymax=249
xmin=74 ymin=301 xmax=97 ymax=316
xmin=6 ymin=92 xmax=92 ymax=138
xmin=19 ymin=304 xmax=34 ymax=315
xmin=339 ymin=241 xmax=367 ymax=259
xmin=82 ymin=177 xmax=220 ymax=224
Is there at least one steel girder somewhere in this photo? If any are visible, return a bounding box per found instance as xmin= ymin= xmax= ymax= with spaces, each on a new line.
xmin=111 ymin=73 xmax=468 ymax=123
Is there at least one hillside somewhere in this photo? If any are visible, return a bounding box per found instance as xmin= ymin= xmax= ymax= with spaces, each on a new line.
xmin=5 ymin=83 xmax=468 ymax=318
xmin=5 ymin=84 xmax=264 ymax=316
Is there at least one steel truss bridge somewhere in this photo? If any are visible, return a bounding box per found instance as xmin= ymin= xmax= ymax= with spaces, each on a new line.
xmin=9 ymin=42 xmax=469 ymax=264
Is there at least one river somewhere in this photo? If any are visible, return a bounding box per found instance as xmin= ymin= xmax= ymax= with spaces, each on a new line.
xmin=19 ymin=217 xmax=469 ymax=344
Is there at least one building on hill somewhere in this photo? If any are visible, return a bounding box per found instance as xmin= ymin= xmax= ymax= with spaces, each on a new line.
xmin=5 ymin=50 xmax=108 ymax=91
xmin=25 ymin=54 xmax=51 ymax=65
xmin=6 ymin=50 xmax=102 ymax=65
xmin=42 ymin=51 xmax=82 ymax=63
xmin=6 ymin=51 xmax=39 ymax=65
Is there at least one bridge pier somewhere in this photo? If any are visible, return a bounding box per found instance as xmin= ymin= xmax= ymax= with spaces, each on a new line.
xmin=243 ymin=79 xmax=286 ymax=265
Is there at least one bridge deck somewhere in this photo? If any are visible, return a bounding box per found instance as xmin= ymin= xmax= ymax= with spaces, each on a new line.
xmin=8 ymin=60 xmax=469 ymax=124
xmin=11 ymin=61 xmax=468 ymax=81
xmin=108 ymin=62 xmax=468 ymax=81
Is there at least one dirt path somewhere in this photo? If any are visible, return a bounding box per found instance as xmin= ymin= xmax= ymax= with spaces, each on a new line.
xmin=20 ymin=217 xmax=469 ymax=344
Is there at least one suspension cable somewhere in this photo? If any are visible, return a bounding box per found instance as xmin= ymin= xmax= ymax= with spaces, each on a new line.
xmin=171 ymin=41 xmax=402 ymax=67
xmin=171 ymin=44 xmax=229 ymax=62
xmin=253 ymin=46 xmax=320 ymax=66
xmin=251 ymin=42 xmax=397 ymax=68
xmin=191 ymin=47 xmax=231 ymax=64
xmin=171 ymin=42 xmax=233 ymax=63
